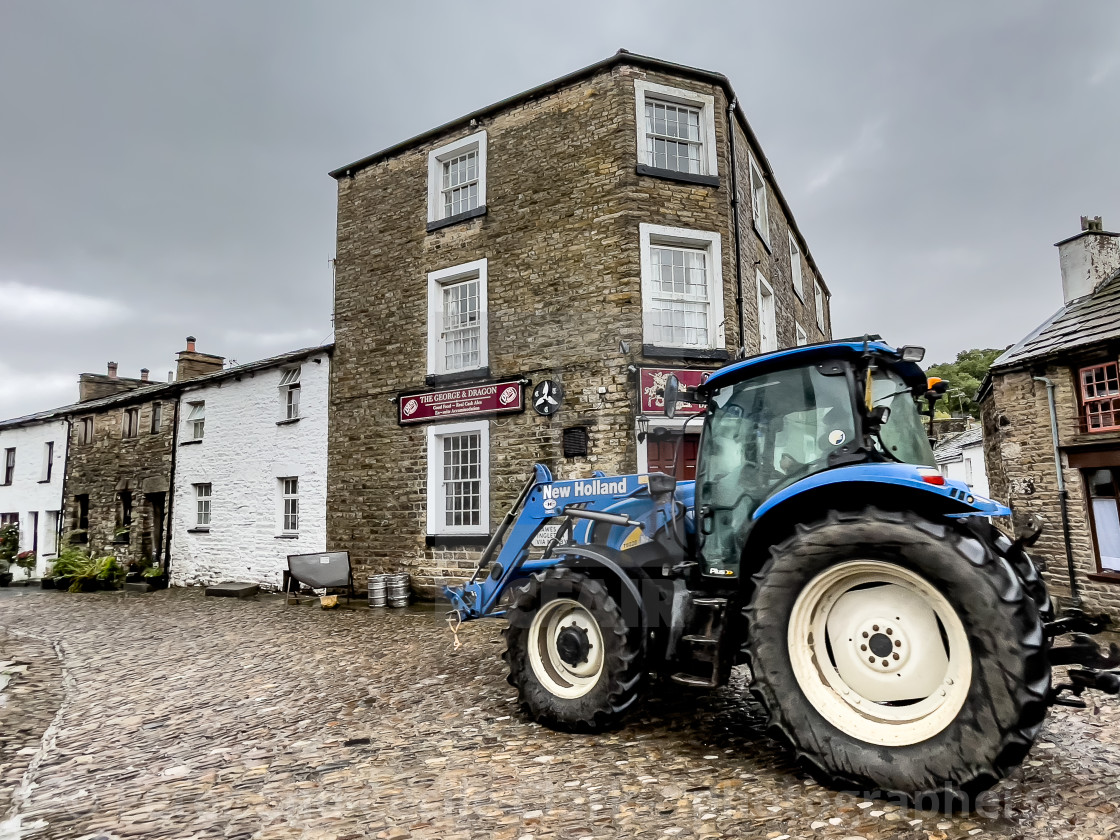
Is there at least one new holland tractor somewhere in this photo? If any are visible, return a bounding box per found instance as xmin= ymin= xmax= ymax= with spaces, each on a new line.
xmin=444 ymin=339 xmax=1119 ymax=803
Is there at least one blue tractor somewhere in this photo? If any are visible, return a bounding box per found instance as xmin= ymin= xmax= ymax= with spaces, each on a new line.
xmin=445 ymin=339 xmax=1118 ymax=802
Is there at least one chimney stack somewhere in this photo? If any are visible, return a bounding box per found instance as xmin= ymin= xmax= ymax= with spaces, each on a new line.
xmin=107 ymin=361 xmax=118 ymax=379
xmin=140 ymin=368 xmax=150 ymax=382
xmin=1056 ymin=216 xmax=1120 ymax=304
xmin=175 ymin=335 xmax=225 ymax=382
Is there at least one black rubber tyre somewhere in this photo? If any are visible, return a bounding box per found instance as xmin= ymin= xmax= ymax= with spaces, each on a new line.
xmin=503 ymin=567 xmax=645 ymax=732
xmin=745 ymin=508 xmax=1050 ymax=807
xmin=964 ymin=518 xmax=1053 ymax=620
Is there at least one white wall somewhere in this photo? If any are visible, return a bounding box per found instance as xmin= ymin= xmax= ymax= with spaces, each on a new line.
xmin=169 ymin=352 xmax=329 ymax=589
xmin=940 ymin=442 xmax=991 ymax=499
xmin=0 ymin=419 xmax=68 ymax=579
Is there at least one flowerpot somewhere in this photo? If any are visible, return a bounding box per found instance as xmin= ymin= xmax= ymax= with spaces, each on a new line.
xmin=41 ymin=577 xmax=56 ymax=590
xmin=54 ymin=576 xmax=74 ymax=591
xmin=0 ymin=573 xmax=12 ymax=587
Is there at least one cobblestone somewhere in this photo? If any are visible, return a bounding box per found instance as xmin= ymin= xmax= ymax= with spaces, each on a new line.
xmin=0 ymin=587 xmax=1118 ymax=839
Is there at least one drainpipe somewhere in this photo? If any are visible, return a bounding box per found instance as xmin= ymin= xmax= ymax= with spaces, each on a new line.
xmin=726 ymin=98 xmax=745 ymax=353
xmin=1033 ymin=376 xmax=1082 ymax=608
xmin=163 ymin=396 xmax=180 ymax=578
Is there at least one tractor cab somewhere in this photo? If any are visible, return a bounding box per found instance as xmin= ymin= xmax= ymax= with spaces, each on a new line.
xmin=665 ymin=340 xmax=940 ymax=579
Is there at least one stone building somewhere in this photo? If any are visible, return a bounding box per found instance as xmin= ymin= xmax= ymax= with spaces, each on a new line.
xmin=0 ymin=411 xmax=69 ymax=579
xmin=64 ymin=363 xmax=191 ymax=571
xmin=326 ymin=50 xmax=834 ymax=595
xmin=979 ymin=216 xmax=1120 ymax=618
xmin=170 ymin=346 xmax=331 ymax=589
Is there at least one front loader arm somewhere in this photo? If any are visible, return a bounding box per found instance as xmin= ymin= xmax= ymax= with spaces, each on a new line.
xmin=443 ymin=464 xmax=680 ymax=621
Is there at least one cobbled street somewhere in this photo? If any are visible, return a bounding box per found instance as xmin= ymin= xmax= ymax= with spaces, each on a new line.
xmin=1 ymin=587 xmax=1118 ymax=840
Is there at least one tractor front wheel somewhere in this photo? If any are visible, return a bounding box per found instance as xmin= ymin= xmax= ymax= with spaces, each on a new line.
xmin=745 ymin=509 xmax=1050 ymax=804
xmin=503 ymin=567 xmax=644 ymax=732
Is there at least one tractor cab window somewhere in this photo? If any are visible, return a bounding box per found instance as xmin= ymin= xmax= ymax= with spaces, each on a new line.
xmin=869 ymin=368 xmax=937 ymax=468
xmin=697 ymin=364 xmax=856 ymax=577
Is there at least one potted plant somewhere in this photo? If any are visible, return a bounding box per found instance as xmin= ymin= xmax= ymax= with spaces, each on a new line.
xmin=0 ymin=523 xmax=18 ymax=587
xmin=14 ymin=550 xmax=36 ymax=583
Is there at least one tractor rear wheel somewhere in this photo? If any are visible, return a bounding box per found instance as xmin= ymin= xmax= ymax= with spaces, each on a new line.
xmin=503 ymin=567 xmax=644 ymax=731
xmin=745 ymin=508 xmax=1050 ymax=805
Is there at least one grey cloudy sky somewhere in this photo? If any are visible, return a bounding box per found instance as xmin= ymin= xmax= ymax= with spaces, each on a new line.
xmin=2 ymin=1 xmax=1118 ymax=419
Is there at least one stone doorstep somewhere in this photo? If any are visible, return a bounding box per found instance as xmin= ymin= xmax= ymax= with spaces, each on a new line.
xmin=204 ymin=582 xmax=260 ymax=599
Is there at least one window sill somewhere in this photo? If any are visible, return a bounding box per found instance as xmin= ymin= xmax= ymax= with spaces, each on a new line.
xmin=186 ymin=527 xmax=210 ymax=534
xmin=37 ymin=479 xmax=52 ymax=484
xmin=275 ymin=534 xmax=299 ymax=539
xmin=179 ymin=440 xmax=203 ymax=447
xmin=1087 ymin=572 xmax=1120 ymax=585
xmin=426 ymin=534 xmax=491 ymax=548
xmin=276 ymin=417 xmax=301 ymax=426
xmin=426 ymin=204 xmax=487 ymax=233
xmin=425 ymin=367 xmax=491 ymax=387
xmin=635 ymin=164 xmax=719 ymax=188
xmin=755 ymin=225 xmax=772 ymax=253
xmin=642 ymin=345 xmax=730 ymax=362
xmin=111 ymin=539 xmax=130 ymax=546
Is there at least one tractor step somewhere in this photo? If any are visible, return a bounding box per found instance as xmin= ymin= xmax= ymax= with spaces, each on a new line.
xmin=682 ymin=634 xmax=719 ymax=645
xmin=670 ymin=672 xmax=718 ymax=688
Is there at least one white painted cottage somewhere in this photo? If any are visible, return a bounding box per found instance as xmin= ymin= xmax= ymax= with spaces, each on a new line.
xmin=0 ymin=412 xmax=69 ymax=580
xmin=934 ymin=426 xmax=990 ymax=499
xmin=169 ymin=345 xmax=332 ymax=589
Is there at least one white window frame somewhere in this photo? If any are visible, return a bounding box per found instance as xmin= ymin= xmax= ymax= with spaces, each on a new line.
xmin=279 ymin=366 xmax=301 ymax=420
xmin=78 ymin=417 xmax=93 ymax=444
xmin=41 ymin=441 xmax=54 ymax=482
xmin=427 ymin=130 xmax=487 ymax=224
xmin=815 ymin=280 xmax=827 ymax=332
xmin=788 ymin=232 xmax=804 ymax=300
xmin=194 ymin=483 xmax=211 ymax=528
xmin=150 ymin=402 xmax=162 ymax=434
xmin=639 ymin=223 xmax=725 ymax=351
xmin=757 ymin=270 xmax=777 ymax=354
xmin=633 ymin=80 xmax=718 ymax=178
xmin=795 ymin=322 xmax=808 ymax=346
xmin=426 ymin=419 xmax=490 ymax=536
xmin=280 ymin=476 xmax=299 ymax=534
xmin=427 ymin=259 xmax=488 ymax=376
xmin=749 ymin=158 xmax=770 ymax=245
xmin=187 ymin=401 xmax=205 ymax=440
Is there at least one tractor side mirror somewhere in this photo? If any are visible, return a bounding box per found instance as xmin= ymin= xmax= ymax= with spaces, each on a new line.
xmin=664 ymin=374 xmax=680 ymax=419
xmin=662 ymin=374 xmax=699 ymax=420
xmin=868 ymin=405 xmax=891 ymax=427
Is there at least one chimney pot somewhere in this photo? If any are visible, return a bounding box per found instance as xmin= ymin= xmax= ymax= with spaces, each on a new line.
xmin=167 ymin=371 xmax=174 ymax=383
xmin=107 ymin=361 xmax=118 ymax=379
xmin=186 ymin=336 xmax=197 ymax=352
xmin=140 ymin=368 xmax=150 ymax=382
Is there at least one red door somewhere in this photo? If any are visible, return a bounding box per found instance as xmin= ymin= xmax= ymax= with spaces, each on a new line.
xmin=646 ymin=433 xmax=700 ymax=480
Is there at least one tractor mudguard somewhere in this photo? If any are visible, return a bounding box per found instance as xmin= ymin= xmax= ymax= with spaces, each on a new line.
xmin=752 ymin=462 xmax=1010 ymax=522
xmin=550 ymin=543 xmax=650 ymax=642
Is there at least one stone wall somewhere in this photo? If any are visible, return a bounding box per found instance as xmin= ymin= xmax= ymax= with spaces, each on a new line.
xmin=328 ymin=59 xmax=833 ymax=596
xmin=65 ymin=391 xmax=175 ymax=571
xmin=169 ymin=351 xmax=330 ymax=589
xmin=982 ymin=364 xmax=1120 ymax=618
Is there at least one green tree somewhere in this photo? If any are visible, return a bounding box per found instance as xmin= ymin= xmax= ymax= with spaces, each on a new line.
xmin=925 ymin=348 xmax=1004 ymax=418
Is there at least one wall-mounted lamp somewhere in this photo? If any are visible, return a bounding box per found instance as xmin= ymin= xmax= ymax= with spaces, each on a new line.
xmin=636 ymin=415 xmax=650 ymax=442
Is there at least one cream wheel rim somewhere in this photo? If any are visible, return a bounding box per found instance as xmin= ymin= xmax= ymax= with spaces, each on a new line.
xmin=528 ymin=598 xmax=606 ymax=699
xmin=786 ymin=560 xmax=973 ymax=747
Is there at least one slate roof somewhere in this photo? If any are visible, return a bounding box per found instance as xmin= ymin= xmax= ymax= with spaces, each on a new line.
xmin=0 ymin=344 xmax=333 ymax=431
xmin=933 ymin=427 xmax=984 ymax=464
xmin=991 ymin=271 xmax=1120 ymax=371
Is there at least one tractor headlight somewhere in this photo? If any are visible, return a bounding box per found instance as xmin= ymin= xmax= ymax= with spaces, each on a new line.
xmin=900 ymin=345 xmax=926 ymax=362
